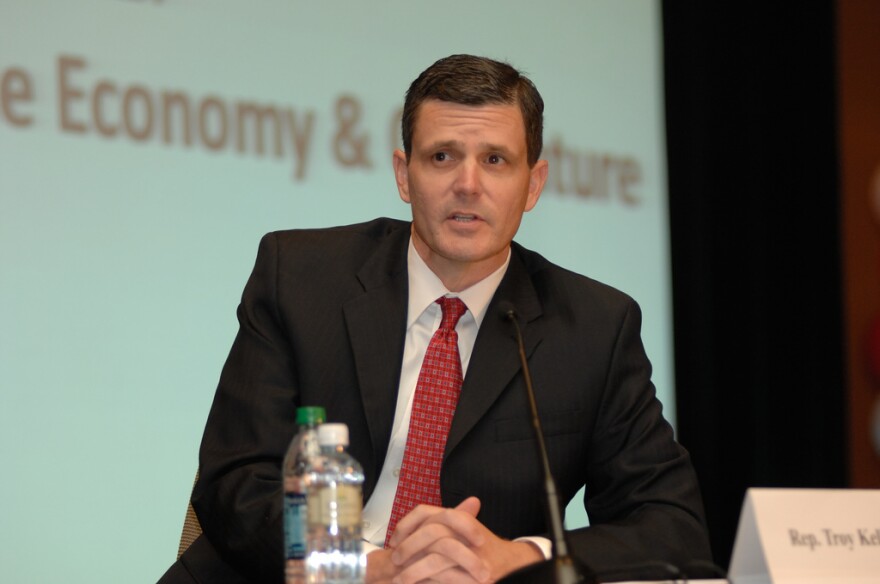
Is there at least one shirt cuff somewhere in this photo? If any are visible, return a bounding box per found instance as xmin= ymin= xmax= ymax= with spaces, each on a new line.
xmin=513 ymin=536 xmax=552 ymax=560
xmin=363 ymin=540 xmax=382 ymax=555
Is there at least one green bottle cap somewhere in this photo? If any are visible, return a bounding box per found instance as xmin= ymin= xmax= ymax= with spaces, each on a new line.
xmin=296 ymin=406 xmax=326 ymax=425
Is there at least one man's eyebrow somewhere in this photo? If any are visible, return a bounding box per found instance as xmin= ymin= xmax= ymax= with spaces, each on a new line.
xmin=422 ymin=139 xmax=463 ymax=151
xmin=482 ymin=142 xmax=515 ymax=156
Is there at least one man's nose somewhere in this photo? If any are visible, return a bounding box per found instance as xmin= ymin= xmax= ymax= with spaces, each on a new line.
xmin=453 ymin=159 xmax=480 ymax=196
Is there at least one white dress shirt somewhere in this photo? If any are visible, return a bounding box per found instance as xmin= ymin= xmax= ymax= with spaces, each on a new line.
xmin=360 ymin=237 xmax=551 ymax=560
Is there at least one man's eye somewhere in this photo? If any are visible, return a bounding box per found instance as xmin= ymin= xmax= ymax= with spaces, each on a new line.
xmin=433 ymin=152 xmax=448 ymax=162
xmin=487 ymin=154 xmax=503 ymax=164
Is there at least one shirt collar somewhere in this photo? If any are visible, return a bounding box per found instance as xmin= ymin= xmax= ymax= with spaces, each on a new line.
xmin=406 ymin=236 xmax=510 ymax=329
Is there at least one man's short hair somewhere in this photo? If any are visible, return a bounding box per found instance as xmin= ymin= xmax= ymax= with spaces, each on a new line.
xmin=401 ymin=54 xmax=544 ymax=167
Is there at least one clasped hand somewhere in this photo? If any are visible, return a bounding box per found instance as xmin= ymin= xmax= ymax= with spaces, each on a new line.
xmin=365 ymin=497 xmax=543 ymax=584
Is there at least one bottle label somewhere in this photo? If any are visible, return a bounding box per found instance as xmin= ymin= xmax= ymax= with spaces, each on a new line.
xmin=307 ymin=484 xmax=362 ymax=528
xmin=283 ymin=491 xmax=307 ymax=559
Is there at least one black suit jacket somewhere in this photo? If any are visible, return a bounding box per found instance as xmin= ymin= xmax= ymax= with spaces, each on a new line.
xmin=162 ymin=218 xmax=710 ymax=583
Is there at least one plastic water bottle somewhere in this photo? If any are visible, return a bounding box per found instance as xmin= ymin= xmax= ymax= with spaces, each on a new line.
xmin=305 ymin=423 xmax=366 ymax=584
xmin=283 ymin=406 xmax=327 ymax=584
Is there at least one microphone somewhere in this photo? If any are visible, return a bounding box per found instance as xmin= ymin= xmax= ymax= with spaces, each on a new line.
xmin=497 ymin=302 xmax=594 ymax=584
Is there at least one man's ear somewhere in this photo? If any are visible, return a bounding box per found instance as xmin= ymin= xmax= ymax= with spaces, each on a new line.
xmin=393 ymin=149 xmax=411 ymax=203
xmin=525 ymin=159 xmax=549 ymax=211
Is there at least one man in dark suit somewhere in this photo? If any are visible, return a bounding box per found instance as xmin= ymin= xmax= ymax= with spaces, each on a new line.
xmin=160 ymin=54 xmax=711 ymax=584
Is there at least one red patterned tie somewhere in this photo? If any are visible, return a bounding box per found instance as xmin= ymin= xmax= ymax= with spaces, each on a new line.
xmin=385 ymin=296 xmax=467 ymax=547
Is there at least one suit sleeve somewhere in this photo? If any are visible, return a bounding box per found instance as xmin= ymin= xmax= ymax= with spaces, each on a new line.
xmin=190 ymin=232 xmax=295 ymax=583
xmin=567 ymin=299 xmax=712 ymax=577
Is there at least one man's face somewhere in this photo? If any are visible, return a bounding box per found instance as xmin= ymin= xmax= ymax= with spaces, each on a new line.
xmin=393 ymin=100 xmax=548 ymax=290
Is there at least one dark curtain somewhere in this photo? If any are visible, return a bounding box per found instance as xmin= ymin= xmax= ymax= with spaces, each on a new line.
xmin=662 ymin=2 xmax=847 ymax=569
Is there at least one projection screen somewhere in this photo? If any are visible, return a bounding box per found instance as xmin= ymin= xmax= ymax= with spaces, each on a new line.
xmin=0 ymin=1 xmax=671 ymax=581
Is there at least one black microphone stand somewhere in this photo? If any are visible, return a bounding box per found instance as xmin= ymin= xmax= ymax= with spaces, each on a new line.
xmin=498 ymin=305 xmax=595 ymax=584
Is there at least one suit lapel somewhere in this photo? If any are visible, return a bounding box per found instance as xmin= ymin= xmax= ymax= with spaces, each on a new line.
xmin=342 ymin=224 xmax=409 ymax=478
xmin=445 ymin=246 xmax=543 ymax=456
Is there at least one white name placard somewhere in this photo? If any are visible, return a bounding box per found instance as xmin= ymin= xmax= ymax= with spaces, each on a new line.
xmin=729 ymin=488 xmax=880 ymax=583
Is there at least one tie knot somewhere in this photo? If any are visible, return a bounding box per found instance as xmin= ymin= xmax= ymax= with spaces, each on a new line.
xmin=437 ymin=296 xmax=467 ymax=331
